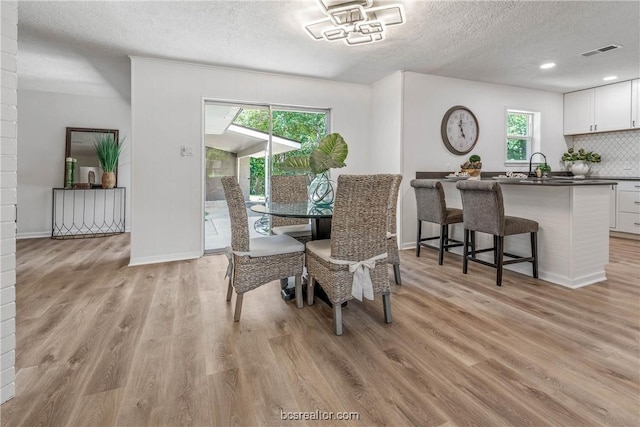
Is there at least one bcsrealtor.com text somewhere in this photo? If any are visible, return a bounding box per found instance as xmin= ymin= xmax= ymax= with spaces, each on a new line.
xmin=281 ymin=410 xmax=360 ymax=421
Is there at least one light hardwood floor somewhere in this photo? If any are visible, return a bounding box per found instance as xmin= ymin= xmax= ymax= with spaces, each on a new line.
xmin=1 ymin=234 xmax=639 ymax=426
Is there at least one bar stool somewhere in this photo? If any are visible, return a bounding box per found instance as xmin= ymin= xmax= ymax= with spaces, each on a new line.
xmin=410 ymin=179 xmax=465 ymax=265
xmin=456 ymin=180 xmax=538 ymax=287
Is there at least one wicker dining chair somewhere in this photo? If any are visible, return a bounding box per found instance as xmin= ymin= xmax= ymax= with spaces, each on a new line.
xmin=306 ymin=174 xmax=394 ymax=335
xmin=270 ymin=175 xmax=312 ymax=243
xmin=221 ymin=176 xmax=305 ymax=320
xmin=387 ymin=174 xmax=403 ymax=285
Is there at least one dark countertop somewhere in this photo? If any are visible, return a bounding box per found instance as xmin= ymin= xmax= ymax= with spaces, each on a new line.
xmin=588 ymin=176 xmax=640 ymax=181
xmin=416 ymin=171 xmax=618 ymax=186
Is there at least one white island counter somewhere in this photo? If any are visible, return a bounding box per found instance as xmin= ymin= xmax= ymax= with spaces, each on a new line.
xmin=436 ymin=179 xmax=616 ymax=288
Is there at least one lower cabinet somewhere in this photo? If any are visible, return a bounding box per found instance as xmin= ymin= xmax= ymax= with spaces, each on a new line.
xmin=613 ymin=181 xmax=640 ymax=235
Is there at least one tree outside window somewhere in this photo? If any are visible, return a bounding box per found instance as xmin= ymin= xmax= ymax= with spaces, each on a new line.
xmin=506 ymin=111 xmax=533 ymax=162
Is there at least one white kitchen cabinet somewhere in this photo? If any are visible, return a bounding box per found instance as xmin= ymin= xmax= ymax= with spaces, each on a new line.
xmin=564 ymin=89 xmax=594 ymax=135
xmin=615 ymin=181 xmax=640 ymax=235
xmin=564 ymin=80 xmax=633 ymax=135
xmin=632 ymin=79 xmax=640 ymax=128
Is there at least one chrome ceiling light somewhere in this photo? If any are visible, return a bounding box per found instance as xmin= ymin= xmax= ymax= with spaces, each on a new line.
xmin=304 ymin=0 xmax=405 ymax=46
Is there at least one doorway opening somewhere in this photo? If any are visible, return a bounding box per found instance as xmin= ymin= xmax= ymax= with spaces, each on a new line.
xmin=203 ymin=101 xmax=329 ymax=253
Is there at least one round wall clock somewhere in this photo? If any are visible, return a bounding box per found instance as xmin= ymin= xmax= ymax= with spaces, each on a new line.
xmin=440 ymin=105 xmax=479 ymax=155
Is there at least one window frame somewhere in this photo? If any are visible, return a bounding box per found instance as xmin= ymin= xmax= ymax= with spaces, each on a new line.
xmin=504 ymin=108 xmax=541 ymax=166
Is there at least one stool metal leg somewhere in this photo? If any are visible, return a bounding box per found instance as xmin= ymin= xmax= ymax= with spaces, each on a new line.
xmin=531 ymin=232 xmax=539 ymax=278
xmin=470 ymin=231 xmax=476 ymax=257
xmin=438 ymin=224 xmax=446 ymax=265
xmin=416 ymin=220 xmax=422 ymax=257
xmin=496 ymin=236 xmax=504 ymax=286
xmin=463 ymin=229 xmax=469 ymax=274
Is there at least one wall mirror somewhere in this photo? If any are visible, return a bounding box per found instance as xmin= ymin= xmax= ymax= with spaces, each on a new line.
xmin=65 ymin=127 xmax=119 ymax=188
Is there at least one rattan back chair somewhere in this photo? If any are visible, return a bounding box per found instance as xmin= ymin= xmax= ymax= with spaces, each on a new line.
xmin=456 ymin=180 xmax=539 ymax=286
xmin=270 ymin=175 xmax=312 ymax=243
xmin=221 ymin=176 xmax=305 ymax=320
xmin=305 ymin=174 xmax=394 ymax=335
xmin=386 ymin=174 xmax=403 ymax=285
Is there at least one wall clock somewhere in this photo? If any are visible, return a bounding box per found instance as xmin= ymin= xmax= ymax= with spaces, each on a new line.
xmin=440 ymin=105 xmax=479 ymax=155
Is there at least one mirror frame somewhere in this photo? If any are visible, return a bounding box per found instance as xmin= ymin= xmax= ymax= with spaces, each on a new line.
xmin=65 ymin=127 xmax=119 ymax=188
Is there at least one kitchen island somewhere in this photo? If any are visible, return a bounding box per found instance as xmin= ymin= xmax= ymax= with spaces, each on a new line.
xmin=415 ymin=172 xmax=617 ymax=288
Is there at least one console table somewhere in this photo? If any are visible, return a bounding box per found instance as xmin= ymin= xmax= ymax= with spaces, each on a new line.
xmin=52 ymin=187 xmax=126 ymax=239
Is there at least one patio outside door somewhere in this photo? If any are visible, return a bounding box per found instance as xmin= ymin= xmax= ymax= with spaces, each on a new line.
xmin=203 ymin=101 xmax=328 ymax=253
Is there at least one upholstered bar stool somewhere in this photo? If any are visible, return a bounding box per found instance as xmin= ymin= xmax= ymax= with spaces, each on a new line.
xmin=456 ymin=180 xmax=539 ymax=287
xmin=410 ymin=179 xmax=464 ymax=265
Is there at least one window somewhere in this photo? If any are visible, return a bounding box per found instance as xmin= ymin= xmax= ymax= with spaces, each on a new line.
xmin=505 ymin=109 xmax=540 ymax=164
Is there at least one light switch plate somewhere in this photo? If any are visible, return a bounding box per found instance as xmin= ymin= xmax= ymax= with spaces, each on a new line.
xmin=180 ymin=145 xmax=194 ymax=157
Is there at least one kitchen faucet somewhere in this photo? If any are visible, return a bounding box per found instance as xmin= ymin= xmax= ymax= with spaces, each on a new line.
xmin=528 ymin=152 xmax=547 ymax=177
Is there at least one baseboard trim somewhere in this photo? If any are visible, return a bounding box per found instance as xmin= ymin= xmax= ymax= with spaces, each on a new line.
xmin=128 ymin=251 xmax=201 ymax=266
xmin=16 ymin=232 xmax=50 ymax=239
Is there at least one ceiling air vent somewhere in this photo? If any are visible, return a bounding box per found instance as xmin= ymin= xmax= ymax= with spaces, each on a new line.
xmin=581 ymin=44 xmax=622 ymax=57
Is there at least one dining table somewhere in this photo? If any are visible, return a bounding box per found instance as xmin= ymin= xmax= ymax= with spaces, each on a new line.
xmin=250 ymin=201 xmax=337 ymax=305
xmin=250 ymin=201 xmax=333 ymax=239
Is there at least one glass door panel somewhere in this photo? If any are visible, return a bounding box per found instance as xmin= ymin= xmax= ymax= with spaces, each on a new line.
xmin=203 ymin=102 xmax=329 ymax=253
xmin=204 ymin=102 xmax=269 ymax=252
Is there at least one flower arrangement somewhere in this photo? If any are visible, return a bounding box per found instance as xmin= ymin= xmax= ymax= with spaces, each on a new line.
xmin=561 ymin=148 xmax=601 ymax=163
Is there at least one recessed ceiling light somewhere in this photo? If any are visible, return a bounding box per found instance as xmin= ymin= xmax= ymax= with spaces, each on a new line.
xmin=603 ymin=75 xmax=618 ymax=81
xmin=539 ymin=62 xmax=556 ymax=69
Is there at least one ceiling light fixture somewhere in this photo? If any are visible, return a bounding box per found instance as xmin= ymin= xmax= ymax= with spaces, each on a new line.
xmin=539 ymin=62 xmax=556 ymax=69
xmin=304 ymin=0 xmax=406 ymax=46
xmin=603 ymin=75 xmax=618 ymax=81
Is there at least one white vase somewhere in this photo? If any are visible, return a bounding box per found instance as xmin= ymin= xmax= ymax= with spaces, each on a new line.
xmin=570 ymin=160 xmax=590 ymax=178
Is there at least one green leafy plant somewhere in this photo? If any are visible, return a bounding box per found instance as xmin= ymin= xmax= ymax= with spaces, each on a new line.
xmin=277 ymin=133 xmax=348 ymax=175
xmin=94 ymin=134 xmax=124 ymax=172
xmin=537 ymin=163 xmax=552 ymax=173
xmin=461 ymin=154 xmax=482 ymax=170
xmin=561 ymin=148 xmax=601 ymax=163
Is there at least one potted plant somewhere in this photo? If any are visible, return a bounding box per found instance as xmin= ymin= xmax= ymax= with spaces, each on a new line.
xmin=536 ymin=162 xmax=552 ymax=178
xmin=94 ymin=134 xmax=123 ymax=188
xmin=277 ymin=133 xmax=348 ymax=205
xmin=561 ymin=148 xmax=601 ymax=178
xmin=460 ymin=154 xmax=482 ymax=178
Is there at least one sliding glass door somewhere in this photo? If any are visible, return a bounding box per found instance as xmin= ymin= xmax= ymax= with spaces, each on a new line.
xmin=203 ymin=101 xmax=328 ymax=253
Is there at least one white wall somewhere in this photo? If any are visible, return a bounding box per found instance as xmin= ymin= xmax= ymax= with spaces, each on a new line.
xmin=1 ymin=0 xmax=17 ymax=404
xmin=370 ymin=71 xmax=403 ymax=174
xmin=16 ymin=90 xmax=131 ymax=237
xmin=370 ymin=71 xmax=404 ymax=243
xmin=401 ymin=71 xmax=566 ymax=248
xmin=130 ymin=57 xmax=372 ymax=265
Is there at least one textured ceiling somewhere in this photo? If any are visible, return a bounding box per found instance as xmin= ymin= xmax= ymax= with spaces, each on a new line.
xmin=16 ymin=0 xmax=640 ymax=98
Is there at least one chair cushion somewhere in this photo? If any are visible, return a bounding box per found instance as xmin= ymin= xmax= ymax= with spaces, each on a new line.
xmin=305 ymin=239 xmax=332 ymax=262
xmin=272 ymin=224 xmax=312 ymax=238
xmin=443 ymin=208 xmax=463 ymax=224
xmin=504 ymin=216 xmax=539 ymax=236
xmin=234 ymin=234 xmax=304 ymax=257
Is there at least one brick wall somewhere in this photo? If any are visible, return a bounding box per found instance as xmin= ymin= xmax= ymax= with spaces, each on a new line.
xmin=0 ymin=0 xmax=17 ymax=404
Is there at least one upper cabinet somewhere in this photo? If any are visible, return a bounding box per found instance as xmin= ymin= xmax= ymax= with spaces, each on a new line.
xmin=632 ymin=79 xmax=640 ymax=129
xmin=563 ymin=80 xmax=633 ymax=135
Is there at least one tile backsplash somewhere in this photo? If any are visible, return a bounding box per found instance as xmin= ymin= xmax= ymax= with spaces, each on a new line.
xmin=572 ymin=129 xmax=640 ymax=177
